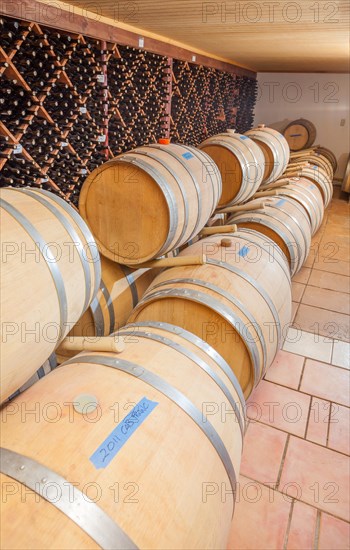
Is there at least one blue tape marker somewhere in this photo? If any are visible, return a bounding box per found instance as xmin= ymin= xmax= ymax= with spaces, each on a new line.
xmin=182 ymin=152 xmax=194 ymax=160
xmin=239 ymin=136 xmax=248 ymax=140
xmin=276 ymin=199 xmax=287 ymax=207
xmin=90 ymin=397 xmax=158 ymax=469
xmin=239 ymin=245 xmax=249 ymax=258
xmin=309 ymin=184 xmax=316 ymax=189
xmin=313 ymin=166 xmax=318 ymax=170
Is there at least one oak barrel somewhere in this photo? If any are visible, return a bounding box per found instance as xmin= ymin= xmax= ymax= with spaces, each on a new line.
xmin=315 ymin=146 xmax=337 ymax=172
xmin=299 ymin=165 xmax=333 ymax=207
xmin=198 ymin=129 xmax=265 ymax=207
xmin=228 ymin=196 xmax=312 ymax=275
xmin=289 ymin=153 xmax=333 ymax=179
xmin=283 ymin=118 xmax=317 ymax=151
xmin=245 ymin=124 xmax=290 ymax=185
xmin=307 ymin=154 xmax=333 ymax=179
xmin=272 ymin=178 xmax=324 ymax=235
xmin=0 ymin=322 xmax=245 ymax=550
xmin=0 ymin=187 xmax=101 ymax=402
xmin=129 ymin=230 xmax=292 ymax=397
xmin=56 ymin=255 xmax=156 ymax=362
xmin=79 ymin=143 xmax=222 ymax=265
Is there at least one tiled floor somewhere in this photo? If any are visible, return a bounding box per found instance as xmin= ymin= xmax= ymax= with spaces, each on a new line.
xmin=228 ymin=188 xmax=350 ymax=549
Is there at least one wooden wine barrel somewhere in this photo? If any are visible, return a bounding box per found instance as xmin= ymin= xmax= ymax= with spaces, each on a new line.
xmin=308 ymin=154 xmax=333 ymax=178
xmin=315 ymin=146 xmax=337 ymax=172
xmin=198 ymin=129 xmax=265 ymax=207
xmin=273 ymin=178 xmax=324 ymax=235
xmin=0 ymin=187 xmax=101 ymax=403
xmin=299 ymin=165 xmax=333 ymax=207
xmin=79 ymin=143 xmax=222 ymax=265
xmin=289 ymin=153 xmax=333 ymax=179
xmin=129 ymin=230 xmax=292 ymax=397
xmin=245 ymin=124 xmax=290 ymax=185
xmin=283 ymin=118 xmax=317 ymax=151
xmin=56 ymin=255 xmax=156 ymax=362
xmin=228 ymin=196 xmax=312 ymax=275
xmin=0 ymin=322 xmax=245 ymax=550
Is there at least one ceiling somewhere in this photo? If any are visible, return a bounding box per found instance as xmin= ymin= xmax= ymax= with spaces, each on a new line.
xmin=60 ymin=0 xmax=350 ymax=72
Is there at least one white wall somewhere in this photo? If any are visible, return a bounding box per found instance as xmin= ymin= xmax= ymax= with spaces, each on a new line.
xmin=254 ymin=73 xmax=350 ymax=179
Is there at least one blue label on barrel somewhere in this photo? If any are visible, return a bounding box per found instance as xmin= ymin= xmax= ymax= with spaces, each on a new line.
xmin=239 ymin=245 xmax=249 ymax=258
xmin=90 ymin=397 xmax=159 ymax=469
xmin=182 ymin=152 xmax=194 ymax=160
xmin=276 ymin=199 xmax=287 ymax=207
xmin=239 ymin=136 xmax=248 ymax=140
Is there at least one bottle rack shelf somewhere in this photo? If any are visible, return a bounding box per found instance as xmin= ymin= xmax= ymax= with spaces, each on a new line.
xmin=0 ymin=14 xmax=258 ymax=206
xmin=233 ymin=75 xmax=258 ymax=134
xmin=170 ymin=60 xmax=239 ymax=146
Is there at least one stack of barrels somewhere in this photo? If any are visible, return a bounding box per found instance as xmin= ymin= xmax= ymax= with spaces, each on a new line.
xmin=0 ymin=124 xmax=336 ymax=550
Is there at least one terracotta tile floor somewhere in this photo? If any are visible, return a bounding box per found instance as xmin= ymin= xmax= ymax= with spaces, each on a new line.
xmin=228 ymin=188 xmax=350 ymax=549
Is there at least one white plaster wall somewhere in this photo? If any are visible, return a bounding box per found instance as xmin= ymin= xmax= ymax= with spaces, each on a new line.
xmin=254 ymin=73 xmax=350 ymax=179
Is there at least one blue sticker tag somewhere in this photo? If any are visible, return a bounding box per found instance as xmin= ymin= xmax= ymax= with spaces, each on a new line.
xmin=182 ymin=152 xmax=194 ymax=160
xmin=313 ymin=166 xmax=317 ymax=170
xmin=309 ymin=184 xmax=316 ymax=189
xmin=239 ymin=136 xmax=248 ymax=140
xmin=276 ymin=199 xmax=287 ymax=207
xmin=90 ymin=397 xmax=158 ymax=469
xmin=239 ymin=245 xmax=249 ymax=258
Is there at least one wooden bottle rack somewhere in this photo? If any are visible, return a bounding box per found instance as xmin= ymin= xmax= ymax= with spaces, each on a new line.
xmin=0 ymin=14 xmax=258 ymax=206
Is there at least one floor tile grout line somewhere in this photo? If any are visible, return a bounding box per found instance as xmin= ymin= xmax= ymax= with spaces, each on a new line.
xmin=298 ymin=280 xmax=308 ymax=304
xmin=296 ymin=299 xmax=350 ymax=317
xmin=302 ymin=279 xmax=350 ymax=296
xmin=330 ymin=340 xmax=335 ymax=364
xmin=286 ymin=328 xmax=339 ymax=347
xmin=331 ymin=340 xmax=350 ymax=370
xmin=314 ymin=510 xmax=321 ymax=550
xmin=304 ymin=265 xmax=313 ymax=285
xmin=240 ymin=473 xmax=350 ymax=525
xmin=290 ymin=319 xmax=349 ymax=347
xmin=307 ymin=266 xmax=350 ymax=280
xmin=291 ymin=274 xmax=311 ymax=286
xmin=325 ymin=401 xmax=333 ymax=448
xmin=307 ymin=270 xmax=350 ymax=279
xmin=276 ymin=434 xmax=290 ymax=491
xmin=246 ymin=419 xmax=350 ymax=459
xmin=284 ymin=326 xmax=342 ymax=351
xmin=283 ymin=498 xmax=295 ymax=550
xmin=281 ymin=347 xmax=334 ymax=365
xmin=257 ymin=376 xmax=350 ymax=410
xmin=292 ymin=301 xmax=300 ymax=323
xmin=282 ymin=346 xmax=350 ymax=371
xmin=303 ymin=394 xmax=313 ymax=440
xmin=297 ymin=356 xmax=307 ymax=391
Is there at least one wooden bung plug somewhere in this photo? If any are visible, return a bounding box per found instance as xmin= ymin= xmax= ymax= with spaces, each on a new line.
xmin=220 ymin=238 xmax=232 ymax=248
